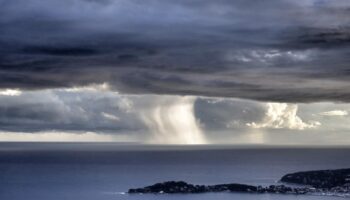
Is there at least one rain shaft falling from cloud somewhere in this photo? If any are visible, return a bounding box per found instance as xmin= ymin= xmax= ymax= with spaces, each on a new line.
xmin=141 ymin=96 xmax=206 ymax=144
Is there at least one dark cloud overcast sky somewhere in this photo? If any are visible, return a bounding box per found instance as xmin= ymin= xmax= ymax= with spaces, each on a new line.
xmin=1 ymin=0 xmax=350 ymax=102
xmin=2 ymin=0 xmax=350 ymax=144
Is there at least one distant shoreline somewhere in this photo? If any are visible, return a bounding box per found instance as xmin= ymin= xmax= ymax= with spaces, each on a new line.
xmin=128 ymin=168 xmax=350 ymax=197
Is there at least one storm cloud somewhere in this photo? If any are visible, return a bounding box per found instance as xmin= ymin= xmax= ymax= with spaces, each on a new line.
xmin=1 ymin=0 xmax=350 ymax=102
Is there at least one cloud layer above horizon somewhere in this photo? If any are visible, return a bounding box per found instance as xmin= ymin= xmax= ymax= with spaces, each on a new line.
xmin=1 ymin=0 xmax=350 ymax=102
xmin=0 ymin=86 xmax=350 ymax=144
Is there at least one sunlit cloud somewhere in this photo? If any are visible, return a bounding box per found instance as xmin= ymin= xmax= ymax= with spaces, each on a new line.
xmin=246 ymin=103 xmax=321 ymax=130
xmin=101 ymin=112 xmax=120 ymax=121
xmin=319 ymin=110 xmax=348 ymax=116
xmin=62 ymin=83 xmax=111 ymax=93
xmin=227 ymin=49 xmax=313 ymax=64
xmin=0 ymin=89 xmax=22 ymax=96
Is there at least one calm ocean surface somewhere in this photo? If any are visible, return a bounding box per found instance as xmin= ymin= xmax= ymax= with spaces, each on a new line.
xmin=1 ymin=143 xmax=350 ymax=200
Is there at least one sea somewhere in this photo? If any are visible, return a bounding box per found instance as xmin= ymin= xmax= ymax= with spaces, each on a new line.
xmin=1 ymin=142 xmax=350 ymax=200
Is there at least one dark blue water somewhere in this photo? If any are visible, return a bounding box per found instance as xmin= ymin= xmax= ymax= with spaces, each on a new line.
xmin=1 ymin=143 xmax=350 ymax=200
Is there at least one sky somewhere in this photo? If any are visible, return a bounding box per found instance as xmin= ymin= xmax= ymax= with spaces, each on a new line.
xmin=0 ymin=0 xmax=350 ymax=144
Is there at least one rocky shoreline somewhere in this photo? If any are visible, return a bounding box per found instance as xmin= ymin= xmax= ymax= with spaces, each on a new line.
xmin=128 ymin=168 xmax=350 ymax=197
xmin=281 ymin=168 xmax=350 ymax=188
xmin=128 ymin=181 xmax=312 ymax=195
